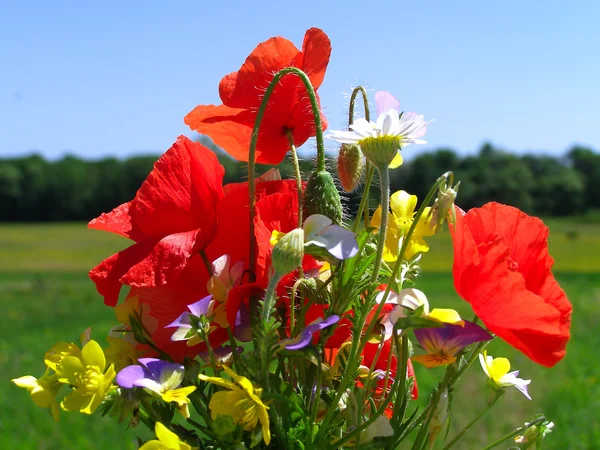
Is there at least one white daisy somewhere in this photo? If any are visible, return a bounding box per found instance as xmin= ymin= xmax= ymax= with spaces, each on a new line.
xmin=328 ymin=91 xmax=431 ymax=169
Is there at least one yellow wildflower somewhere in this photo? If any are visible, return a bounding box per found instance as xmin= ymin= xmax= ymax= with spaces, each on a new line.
xmin=56 ymin=340 xmax=116 ymax=414
xmin=199 ymin=366 xmax=271 ymax=445
xmin=11 ymin=372 xmax=62 ymax=421
xmin=371 ymin=190 xmax=435 ymax=261
xmin=44 ymin=342 xmax=81 ymax=371
xmin=139 ymin=422 xmax=197 ymax=450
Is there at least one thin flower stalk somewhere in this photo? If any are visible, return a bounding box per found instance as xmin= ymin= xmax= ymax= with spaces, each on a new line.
xmin=247 ymin=67 xmax=326 ymax=281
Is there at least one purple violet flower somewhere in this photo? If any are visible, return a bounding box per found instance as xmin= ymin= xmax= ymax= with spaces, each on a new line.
xmin=285 ymin=315 xmax=340 ymax=350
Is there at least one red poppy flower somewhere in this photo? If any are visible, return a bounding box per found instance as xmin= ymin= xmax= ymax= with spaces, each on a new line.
xmin=451 ymin=202 xmax=572 ymax=367
xmin=184 ymin=28 xmax=331 ymax=165
xmin=90 ymin=141 xmax=314 ymax=360
xmin=89 ymin=135 xmax=225 ymax=306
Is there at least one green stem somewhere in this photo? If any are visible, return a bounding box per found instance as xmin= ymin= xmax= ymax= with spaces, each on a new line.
xmin=364 ymin=162 xmax=373 ymax=228
xmin=412 ymin=365 xmax=455 ymax=450
xmin=378 ymin=172 xmax=454 ymax=312
xmin=371 ymin=167 xmax=390 ymax=282
xmin=324 ymin=333 xmax=406 ymax=450
xmin=201 ymin=331 xmax=219 ymax=376
xmin=287 ymin=131 xmax=304 ymax=229
xmin=247 ymin=67 xmax=326 ymax=281
xmin=258 ymin=274 xmax=282 ymax=389
xmin=391 ymin=334 xmax=410 ymax=428
xmin=352 ymin=164 xmax=375 ymax=232
xmin=449 ymin=339 xmax=492 ymax=386
xmin=348 ymin=86 xmax=371 ymax=124
xmin=442 ymin=391 xmax=504 ymax=450
xmin=326 ymin=172 xmax=454 ymax=449
xmin=347 ymin=86 xmax=373 ymax=233
xmin=480 ymin=416 xmax=547 ymax=450
xmin=226 ymin=328 xmax=246 ymax=373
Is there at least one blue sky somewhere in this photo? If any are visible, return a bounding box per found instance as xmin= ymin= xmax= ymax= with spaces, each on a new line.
xmin=1 ymin=0 xmax=598 ymax=160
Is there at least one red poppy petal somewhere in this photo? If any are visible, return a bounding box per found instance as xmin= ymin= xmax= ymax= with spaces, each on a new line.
xmin=89 ymin=241 xmax=156 ymax=307
xmin=120 ymin=230 xmax=200 ymax=288
xmin=88 ymin=201 xmax=147 ymax=242
xmin=219 ymin=36 xmax=300 ymax=109
xmin=296 ymin=28 xmax=332 ymax=90
xmin=254 ymin=191 xmax=300 ymax=284
xmin=133 ymin=136 xmax=224 ymax=245
xmin=451 ymin=202 xmax=572 ymax=367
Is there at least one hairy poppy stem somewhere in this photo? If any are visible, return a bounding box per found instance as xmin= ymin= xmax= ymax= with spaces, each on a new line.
xmin=348 ymin=86 xmax=374 ymax=232
xmin=348 ymin=85 xmax=371 ymax=125
xmin=371 ymin=167 xmax=390 ymax=282
xmin=247 ymin=68 xmax=326 ymax=281
xmin=287 ymin=131 xmax=303 ymax=229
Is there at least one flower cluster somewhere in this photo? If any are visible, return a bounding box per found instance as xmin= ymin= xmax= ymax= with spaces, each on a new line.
xmin=12 ymin=28 xmax=571 ymax=449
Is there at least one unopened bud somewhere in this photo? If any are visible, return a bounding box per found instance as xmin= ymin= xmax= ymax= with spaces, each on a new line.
xmin=337 ymin=144 xmax=364 ymax=192
xmin=430 ymin=177 xmax=460 ymax=232
xmin=271 ymin=228 xmax=304 ymax=275
xmin=303 ymin=170 xmax=343 ymax=224
xmin=514 ymin=420 xmax=554 ymax=449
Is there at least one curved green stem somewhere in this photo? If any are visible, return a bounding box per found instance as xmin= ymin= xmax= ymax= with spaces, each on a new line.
xmin=371 ymin=167 xmax=390 ymax=282
xmin=347 ymin=86 xmax=373 ymax=231
xmin=348 ymin=86 xmax=371 ymax=124
xmin=480 ymin=416 xmax=547 ymax=450
xmin=247 ymin=67 xmax=326 ymax=280
xmin=442 ymin=391 xmax=504 ymax=450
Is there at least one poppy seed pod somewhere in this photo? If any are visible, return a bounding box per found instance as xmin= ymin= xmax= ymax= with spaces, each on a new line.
xmin=337 ymin=144 xmax=364 ymax=192
xmin=303 ymin=170 xmax=343 ymax=225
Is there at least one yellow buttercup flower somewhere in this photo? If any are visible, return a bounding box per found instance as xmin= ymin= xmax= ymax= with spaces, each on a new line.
xmin=44 ymin=341 xmax=81 ymax=371
xmin=371 ymin=190 xmax=435 ymax=262
xmin=11 ymin=372 xmax=62 ymax=421
xmin=199 ymin=366 xmax=271 ymax=445
xmin=139 ymin=422 xmax=197 ymax=450
xmin=56 ymin=340 xmax=116 ymax=414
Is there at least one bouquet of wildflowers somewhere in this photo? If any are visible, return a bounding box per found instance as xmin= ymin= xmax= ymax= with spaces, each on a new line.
xmin=13 ymin=28 xmax=571 ymax=449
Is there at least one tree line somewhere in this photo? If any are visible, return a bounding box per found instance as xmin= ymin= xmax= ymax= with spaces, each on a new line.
xmin=0 ymin=139 xmax=598 ymax=222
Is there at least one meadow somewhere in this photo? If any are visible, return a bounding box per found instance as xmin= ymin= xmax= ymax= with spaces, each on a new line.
xmin=1 ymin=220 xmax=598 ymax=449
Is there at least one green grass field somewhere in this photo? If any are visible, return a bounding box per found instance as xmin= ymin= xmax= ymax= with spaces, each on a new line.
xmin=1 ymin=221 xmax=598 ymax=449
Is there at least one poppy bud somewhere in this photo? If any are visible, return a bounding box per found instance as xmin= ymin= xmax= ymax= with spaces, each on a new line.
xmin=303 ymin=170 xmax=343 ymax=225
xmin=271 ymin=228 xmax=304 ymax=276
xmin=337 ymin=144 xmax=364 ymax=192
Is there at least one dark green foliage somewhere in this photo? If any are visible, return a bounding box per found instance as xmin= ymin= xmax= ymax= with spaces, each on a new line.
xmin=0 ymin=142 xmax=598 ymax=221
